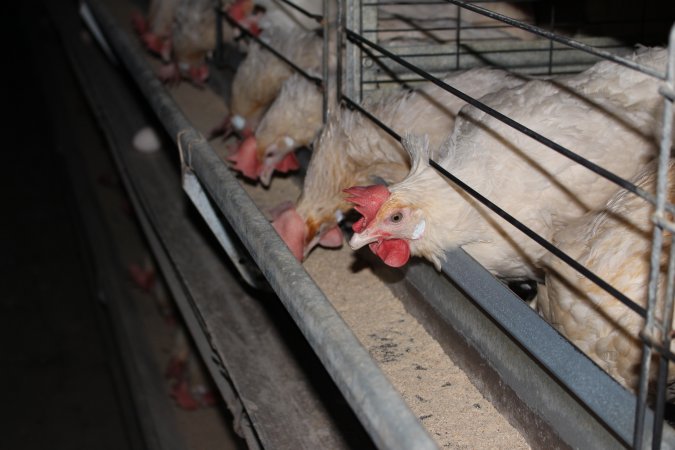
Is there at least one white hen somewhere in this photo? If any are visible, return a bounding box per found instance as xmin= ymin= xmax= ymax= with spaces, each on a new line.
xmin=253 ymin=72 xmax=327 ymax=185
xmin=217 ymin=26 xmax=325 ymax=139
xmin=348 ymin=48 xmax=667 ymax=278
xmin=157 ymin=0 xmax=232 ymax=85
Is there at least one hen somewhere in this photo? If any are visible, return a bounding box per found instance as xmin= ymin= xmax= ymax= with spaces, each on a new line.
xmin=537 ymin=161 xmax=675 ymax=396
xmin=215 ymin=26 xmax=326 ymax=151
xmin=272 ymin=67 xmax=525 ymax=260
xmin=157 ymin=0 xmax=226 ymax=85
xmin=132 ymin=0 xmax=179 ymax=60
xmin=231 ymin=72 xmax=327 ymax=185
xmin=347 ymin=48 xmax=666 ymax=278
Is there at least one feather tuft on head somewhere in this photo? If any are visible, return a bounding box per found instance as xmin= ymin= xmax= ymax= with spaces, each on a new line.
xmin=401 ymin=133 xmax=431 ymax=178
xmin=343 ymin=185 xmax=390 ymax=233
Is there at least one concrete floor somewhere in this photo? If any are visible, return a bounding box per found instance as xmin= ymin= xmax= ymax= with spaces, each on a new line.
xmin=1 ymin=3 xmax=140 ymax=449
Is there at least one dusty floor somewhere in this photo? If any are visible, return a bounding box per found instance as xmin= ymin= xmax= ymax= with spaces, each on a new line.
xmin=2 ymin=3 xmax=135 ymax=449
xmin=105 ymin=12 xmax=532 ymax=450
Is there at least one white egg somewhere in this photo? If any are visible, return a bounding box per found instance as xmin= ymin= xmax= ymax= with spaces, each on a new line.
xmin=132 ymin=126 xmax=161 ymax=153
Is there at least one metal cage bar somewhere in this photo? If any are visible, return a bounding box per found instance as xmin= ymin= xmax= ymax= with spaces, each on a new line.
xmin=635 ymin=25 xmax=675 ymax=450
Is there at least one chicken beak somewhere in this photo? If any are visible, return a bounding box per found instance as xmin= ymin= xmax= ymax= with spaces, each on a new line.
xmin=348 ymin=230 xmax=380 ymax=250
xmin=259 ymin=164 xmax=275 ymax=187
xmin=259 ymin=143 xmax=281 ymax=187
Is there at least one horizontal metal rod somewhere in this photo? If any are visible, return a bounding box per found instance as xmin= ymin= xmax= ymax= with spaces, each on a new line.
xmin=363 ymin=24 xmax=520 ymax=33
xmin=358 ymin=44 xmax=627 ymax=59
xmin=84 ymin=1 xmax=437 ymax=448
xmin=363 ymin=0 xmax=538 ymax=5
xmin=274 ymin=0 xmax=324 ymax=22
xmin=440 ymin=0 xmax=666 ymax=79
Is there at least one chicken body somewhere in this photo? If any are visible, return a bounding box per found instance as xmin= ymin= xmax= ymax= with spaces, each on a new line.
xmin=133 ymin=0 xmax=179 ymax=59
xmin=348 ymin=48 xmax=666 ymax=278
xmin=227 ymin=26 xmax=324 ymax=136
xmin=272 ymin=67 xmax=526 ymax=260
xmin=158 ymin=0 xmax=229 ymax=85
xmin=538 ymin=161 xmax=675 ymax=396
xmin=253 ymin=72 xmax=326 ymax=185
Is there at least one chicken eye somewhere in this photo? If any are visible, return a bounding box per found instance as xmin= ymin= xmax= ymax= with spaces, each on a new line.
xmin=390 ymin=212 xmax=403 ymax=223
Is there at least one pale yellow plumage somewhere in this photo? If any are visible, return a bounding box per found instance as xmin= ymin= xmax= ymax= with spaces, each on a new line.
xmin=229 ymin=27 xmax=324 ymax=130
xmin=538 ymin=161 xmax=675 ymax=395
xmin=362 ymin=48 xmax=667 ymax=276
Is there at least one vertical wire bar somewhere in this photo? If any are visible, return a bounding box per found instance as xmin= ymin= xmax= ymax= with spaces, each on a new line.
xmin=359 ymin=0 xmax=363 ymax=102
xmin=547 ymin=4 xmax=554 ymax=76
xmin=337 ymin=0 xmax=344 ymax=104
xmin=653 ymin=236 xmax=675 ymax=449
xmin=344 ymin=0 xmax=360 ymax=101
xmin=322 ymin=0 xmax=330 ymax=124
xmin=650 ymin=25 xmax=675 ymax=450
xmin=634 ymin=24 xmax=675 ymax=450
xmin=213 ymin=0 xmax=225 ymax=68
xmin=455 ymin=4 xmax=461 ymax=70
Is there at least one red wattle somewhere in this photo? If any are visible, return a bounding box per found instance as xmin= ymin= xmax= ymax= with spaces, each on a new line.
xmin=142 ymin=32 xmax=168 ymax=55
xmin=274 ymin=152 xmax=300 ymax=173
xmin=369 ymin=239 xmax=410 ymax=267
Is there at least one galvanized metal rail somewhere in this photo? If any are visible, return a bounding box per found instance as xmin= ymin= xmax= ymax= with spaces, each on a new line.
xmin=82 ymin=1 xmax=438 ymax=449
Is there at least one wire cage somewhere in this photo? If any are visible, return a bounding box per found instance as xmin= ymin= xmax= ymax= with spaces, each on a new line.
xmin=80 ymin=0 xmax=675 ymax=448
xmin=345 ymin=0 xmax=675 ymax=96
xmin=199 ymin=0 xmax=675 ymax=447
xmin=338 ymin=1 xmax=675 ymax=448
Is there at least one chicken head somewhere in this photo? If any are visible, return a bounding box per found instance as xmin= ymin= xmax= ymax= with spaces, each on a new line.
xmin=271 ymin=203 xmax=343 ymax=261
xmin=258 ymin=136 xmax=300 ymax=186
xmin=346 ymin=185 xmax=425 ymax=268
xmin=227 ymin=136 xmax=300 ymax=184
xmin=142 ymin=32 xmax=172 ymax=62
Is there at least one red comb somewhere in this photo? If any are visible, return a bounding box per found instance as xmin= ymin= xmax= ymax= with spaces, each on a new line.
xmin=227 ymin=0 xmax=253 ymax=22
xmin=142 ymin=32 xmax=170 ymax=57
xmin=343 ymin=185 xmax=390 ymax=233
xmin=227 ymin=136 xmax=260 ymax=180
xmin=187 ymin=63 xmax=209 ymax=85
xmin=370 ymin=239 xmax=410 ymax=267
